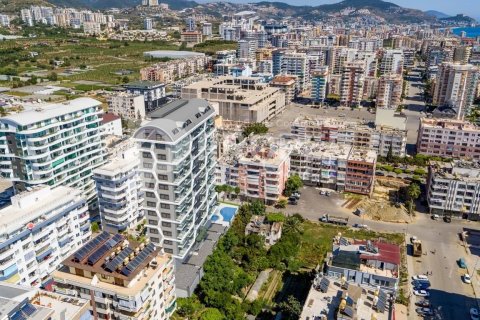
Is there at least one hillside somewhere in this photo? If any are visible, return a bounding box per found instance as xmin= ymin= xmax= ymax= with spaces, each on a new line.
xmin=424 ymin=10 xmax=450 ymax=19
xmin=440 ymin=14 xmax=477 ymax=24
xmin=47 ymin=0 xmax=197 ymax=9
xmin=0 ymin=0 xmax=52 ymax=13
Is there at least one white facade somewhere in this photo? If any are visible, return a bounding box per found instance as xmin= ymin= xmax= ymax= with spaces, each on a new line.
xmin=93 ymin=146 xmax=144 ymax=233
xmin=134 ymin=99 xmax=217 ymax=259
xmin=0 ymin=186 xmax=90 ymax=287
xmin=380 ymin=49 xmax=404 ymax=76
xmin=107 ymin=93 xmax=146 ymax=120
xmin=0 ymin=14 xmax=10 ymax=27
xmin=102 ymin=116 xmax=123 ymax=136
xmin=0 ymin=98 xmax=106 ymax=203
xmin=427 ymin=161 xmax=480 ymax=220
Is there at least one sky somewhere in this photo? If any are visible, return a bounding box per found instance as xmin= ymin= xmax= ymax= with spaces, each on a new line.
xmin=216 ymin=0 xmax=480 ymax=20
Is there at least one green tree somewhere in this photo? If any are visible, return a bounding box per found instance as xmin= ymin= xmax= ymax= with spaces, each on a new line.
xmin=406 ymin=183 xmax=421 ymax=214
xmin=242 ymin=122 xmax=268 ymax=137
xmin=0 ymin=107 xmax=7 ymax=116
xmin=386 ymin=144 xmax=394 ymax=162
xmin=234 ymin=186 xmax=240 ymax=198
xmin=266 ymin=212 xmax=286 ymax=223
xmin=176 ymin=296 xmax=203 ymax=318
xmin=278 ymin=295 xmax=302 ymax=319
xmin=249 ymin=200 xmax=266 ymax=216
xmin=276 ymin=198 xmax=288 ymax=208
xmin=122 ymin=76 xmax=130 ymax=83
xmin=91 ymin=221 xmax=100 ymax=232
xmin=284 ymin=174 xmax=303 ymax=197
xmin=200 ymin=308 xmax=224 ymax=320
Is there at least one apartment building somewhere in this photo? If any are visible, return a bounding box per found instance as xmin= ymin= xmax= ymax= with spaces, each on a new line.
xmin=290 ymin=142 xmax=376 ymax=195
xmin=379 ymin=49 xmax=404 ymax=76
xmin=432 ymin=62 xmax=479 ymax=119
xmin=181 ymin=76 xmax=286 ymax=123
xmin=270 ymin=75 xmax=297 ymax=103
xmin=453 ymin=46 xmax=472 ymax=64
xmin=93 ymin=146 xmax=144 ymax=233
xmin=180 ymin=31 xmax=202 ymax=46
xmin=376 ymin=74 xmax=403 ymax=109
xmin=417 ymin=118 xmax=480 ymax=159
xmin=427 ymin=160 xmax=480 ymax=220
xmin=311 ymin=67 xmax=329 ymax=103
xmin=340 ymin=61 xmax=365 ymax=107
xmin=133 ymin=99 xmax=217 ymax=259
xmin=237 ymin=40 xmax=257 ymax=60
xmin=124 ymin=81 xmax=166 ymax=113
xmin=217 ymin=136 xmax=290 ymax=205
xmin=282 ymin=52 xmax=310 ymax=93
xmin=52 ymin=232 xmax=176 ymax=320
xmin=0 ymin=98 xmax=106 ymax=202
xmin=107 ymin=92 xmax=146 ymax=121
xmin=291 ymin=116 xmax=407 ymax=157
xmin=0 ymin=186 xmax=90 ymax=287
xmin=140 ymin=56 xmax=207 ymax=84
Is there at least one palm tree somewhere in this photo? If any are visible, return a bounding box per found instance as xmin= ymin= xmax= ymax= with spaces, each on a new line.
xmin=407 ymin=183 xmax=421 ymax=214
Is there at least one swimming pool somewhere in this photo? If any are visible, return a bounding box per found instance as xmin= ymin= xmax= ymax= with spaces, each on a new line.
xmin=220 ymin=206 xmax=237 ymax=222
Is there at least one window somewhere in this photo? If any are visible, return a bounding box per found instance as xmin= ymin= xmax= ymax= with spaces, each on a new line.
xmin=155 ymin=143 xmax=165 ymax=149
xmin=157 ymin=164 xmax=167 ymax=170
xmin=162 ymin=222 xmax=171 ymax=227
xmin=146 ymin=192 xmax=155 ymax=198
xmin=150 ymin=237 xmax=159 ymax=243
xmin=164 ymin=231 xmax=172 ymax=236
xmin=142 ymin=152 xmax=152 ymax=159
xmin=161 ymin=212 xmax=171 ymax=219
xmin=160 ymin=194 xmax=169 ymax=200
xmin=149 ymin=228 xmax=159 ymax=234
xmin=157 ymin=154 xmax=167 ymax=161
xmin=143 ymin=163 xmax=153 ymax=169
xmin=160 ymin=203 xmax=170 ymax=209
xmin=148 ymin=220 xmax=157 ymax=225
xmin=164 ymin=248 xmax=173 ymax=253
xmin=145 ymin=182 xmax=155 ymax=188
xmin=158 ymin=184 xmax=168 ymax=190
xmin=164 ymin=240 xmax=173 ymax=245
xmin=147 ymin=210 xmax=156 ymax=216
xmin=144 ymin=172 xmax=153 ymax=179
xmin=147 ymin=201 xmax=156 ymax=207
xmin=158 ymin=174 xmax=167 ymax=181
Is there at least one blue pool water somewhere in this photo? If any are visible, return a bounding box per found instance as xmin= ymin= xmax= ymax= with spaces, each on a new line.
xmin=211 ymin=215 xmax=219 ymax=222
xmin=220 ymin=207 xmax=237 ymax=222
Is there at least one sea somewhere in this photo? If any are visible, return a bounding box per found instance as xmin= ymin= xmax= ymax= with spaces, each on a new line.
xmin=452 ymin=26 xmax=480 ymax=38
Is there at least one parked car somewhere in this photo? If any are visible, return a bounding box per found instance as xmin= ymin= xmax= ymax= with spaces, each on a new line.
xmin=471 ymin=308 xmax=479 ymax=320
xmin=375 ymin=171 xmax=385 ymax=176
xmin=353 ymin=223 xmax=369 ymax=229
xmin=413 ymin=289 xmax=430 ymax=297
xmin=292 ymin=192 xmax=301 ymax=200
xmin=415 ymin=300 xmax=430 ymax=307
xmin=458 ymin=258 xmax=468 ymax=269
xmin=410 ymin=236 xmax=418 ymax=243
xmin=325 ymin=191 xmax=331 ymax=197
xmin=412 ymin=275 xmax=429 ymax=281
xmin=431 ymin=214 xmax=440 ymax=220
xmin=320 ymin=190 xmax=326 ymax=195
xmin=444 ymin=216 xmax=452 ymax=223
xmin=463 ymin=273 xmax=472 ymax=284
xmin=288 ymin=197 xmax=298 ymax=205
xmin=416 ymin=307 xmax=434 ymax=316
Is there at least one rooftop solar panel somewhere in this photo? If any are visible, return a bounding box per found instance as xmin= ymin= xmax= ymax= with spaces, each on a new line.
xmin=73 ymin=231 xmax=109 ymax=262
xmin=87 ymin=244 xmax=110 ymax=265
xmin=104 ymin=247 xmax=133 ymax=272
xmin=121 ymin=243 xmax=157 ymax=276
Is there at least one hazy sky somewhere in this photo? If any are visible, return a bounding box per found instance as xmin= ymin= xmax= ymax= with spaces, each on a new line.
xmin=223 ymin=0 xmax=480 ymax=20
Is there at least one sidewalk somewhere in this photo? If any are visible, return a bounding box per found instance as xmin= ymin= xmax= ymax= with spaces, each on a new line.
xmin=404 ymin=233 xmax=415 ymax=319
xmin=462 ymin=239 xmax=480 ymax=310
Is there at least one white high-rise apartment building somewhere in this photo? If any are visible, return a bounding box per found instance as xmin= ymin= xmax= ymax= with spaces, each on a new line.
xmin=134 ymin=99 xmax=217 ymax=259
xmin=0 ymin=98 xmax=106 ymax=203
xmin=93 ymin=145 xmax=145 ymax=233
xmin=433 ymin=62 xmax=479 ymax=119
xmin=0 ymin=186 xmax=90 ymax=287
xmin=380 ymin=49 xmax=404 ymax=76
xmin=237 ymin=39 xmax=257 ymax=61
xmin=376 ymin=74 xmax=403 ymax=109
xmin=0 ymin=14 xmax=10 ymax=27
xmin=282 ymin=52 xmax=310 ymax=93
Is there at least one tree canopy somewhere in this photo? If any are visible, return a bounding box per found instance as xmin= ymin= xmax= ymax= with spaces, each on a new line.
xmin=242 ymin=123 xmax=269 ymax=137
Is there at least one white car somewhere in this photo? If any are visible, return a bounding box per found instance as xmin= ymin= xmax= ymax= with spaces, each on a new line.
xmin=412 ymin=275 xmax=429 ymax=281
xmin=471 ymin=308 xmax=479 ymax=320
xmin=413 ymin=289 xmax=430 ymax=297
xmin=464 ymin=273 xmax=472 ymax=284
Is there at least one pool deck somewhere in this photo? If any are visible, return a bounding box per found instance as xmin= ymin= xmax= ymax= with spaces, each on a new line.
xmin=212 ymin=203 xmax=239 ymax=226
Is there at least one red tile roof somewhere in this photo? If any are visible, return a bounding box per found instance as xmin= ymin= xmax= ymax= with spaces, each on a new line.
xmin=102 ymin=113 xmax=121 ymax=124
xmin=355 ymin=240 xmax=401 ymax=265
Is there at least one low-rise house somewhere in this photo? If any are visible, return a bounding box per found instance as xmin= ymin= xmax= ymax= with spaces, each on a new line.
xmin=326 ymin=236 xmax=400 ymax=293
xmin=245 ymin=215 xmax=283 ymax=246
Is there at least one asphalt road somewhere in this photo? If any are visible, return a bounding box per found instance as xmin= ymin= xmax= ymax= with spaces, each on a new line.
xmin=280 ymin=185 xmax=479 ymax=320
xmin=402 ymin=69 xmax=427 ymax=154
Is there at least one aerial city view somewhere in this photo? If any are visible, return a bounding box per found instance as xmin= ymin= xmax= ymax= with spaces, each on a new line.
xmin=0 ymin=0 xmax=480 ymax=319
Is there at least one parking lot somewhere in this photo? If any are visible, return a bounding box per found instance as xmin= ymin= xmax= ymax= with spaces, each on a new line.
xmin=278 ymin=186 xmax=350 ymax=221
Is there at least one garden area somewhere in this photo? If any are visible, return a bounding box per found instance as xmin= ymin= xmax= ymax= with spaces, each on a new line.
xmin=173 ymin=201 xmax=405 ymax=320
